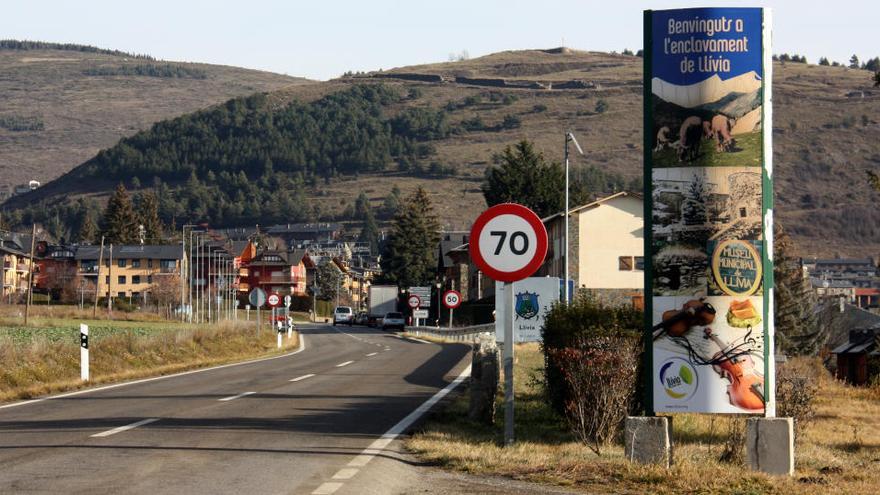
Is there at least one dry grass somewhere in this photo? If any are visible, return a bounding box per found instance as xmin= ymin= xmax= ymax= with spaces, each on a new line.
xmin=0 ymin=313 xmax=299 ymax=403
xmin=406 ymin=344 xmax=880 ymax=494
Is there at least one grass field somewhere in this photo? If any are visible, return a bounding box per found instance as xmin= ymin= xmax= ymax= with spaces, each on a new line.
xmin=406 ymin=344 xmax=880 ymax=494
xmin=0 ymin=305 xmax=299 ymax=403
xmin=652 ymin=131 xmax=764 ymax=168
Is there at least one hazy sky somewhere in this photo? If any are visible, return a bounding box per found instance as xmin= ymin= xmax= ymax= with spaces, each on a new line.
xmin=2 ymin=1 xmax=874 ymax=80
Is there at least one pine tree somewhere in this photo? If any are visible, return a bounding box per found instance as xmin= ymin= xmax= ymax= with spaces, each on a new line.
xmin=379 ymin=186 xmax=440 ymax=287
xmin=482 ymin=140 xmax=569 ymax=218
xmin=682 ymin=174 xmax=708 ymax=225
xmin=78 ymin=214 xmax=97 ymax=244
xmin=849 ymin=54 xmax=860 ymax=69
xmin=102 ymin=183 xmax=139 ymax=244
xmin=358 ymin=208 xmax=380 ymax=255
xmin=383 ymin=186 xmax=402 ymax=217
xmin=774 ymin=223 xmax=823 ymax=355
xmin=354 ymin=191 xmax=370 ymax=220
xmin=136 ymin=191 xmax=164 ymax=244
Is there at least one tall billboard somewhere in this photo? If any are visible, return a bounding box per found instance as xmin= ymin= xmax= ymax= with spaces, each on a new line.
xmin=644 ymin=8 xmax=774 ymax=415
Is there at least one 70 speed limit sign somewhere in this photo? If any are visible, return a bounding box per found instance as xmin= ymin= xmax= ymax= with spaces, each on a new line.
xmin=469 ymin=203 xmax=548 ymax=282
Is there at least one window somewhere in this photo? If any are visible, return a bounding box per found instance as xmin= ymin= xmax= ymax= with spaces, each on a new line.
xmin=635 ymin=257 xmax=645 ymax=271
xmin=118 ymin=275 xmax=126 ymax=284
xmin=117 ymin=292 xmax=126 ymax=298
xmin=147 ymin=259 xmax=153 ymax=268
xmin=132 ymin=275 xmax=141 ymax=284
xmin=739 ymin=207 xmax=747 ymax=218
xmin=118 ymin=259 xmax=126 ymax=268
xmin=147 ymin=275 xmax=153 ymax=284
xmin=619 ymin=256 xmax=634 ymax=271
xmin=105 ymin=276 xmax=110 ymax=284
xmin=132 ymin=259 xmax=141 ymax=268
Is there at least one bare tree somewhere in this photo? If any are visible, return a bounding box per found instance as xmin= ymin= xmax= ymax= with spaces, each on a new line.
xmin=151 ymin=274 xmax=181 ymax=319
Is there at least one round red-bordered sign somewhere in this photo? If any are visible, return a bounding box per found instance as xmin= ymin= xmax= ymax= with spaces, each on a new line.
xmin=267 ymin=292 xmax=281 ymax=308
xmin=469 ymin=203 xmax=548 ymax=283
xmin=443 ymin=290 xmax=462 ymax=309
xmin=407 ymin=294 xmax=422 ymax=309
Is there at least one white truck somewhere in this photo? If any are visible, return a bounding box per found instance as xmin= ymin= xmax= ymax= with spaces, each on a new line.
xmin=368 ymin=285 xmax=398 ymax=327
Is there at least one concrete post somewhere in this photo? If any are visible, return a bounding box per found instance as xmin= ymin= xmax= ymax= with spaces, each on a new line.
xmin=746 ymin=417 xmax=794 ymax=475
xmin=624 ymin=416 xmax=673 ymax=468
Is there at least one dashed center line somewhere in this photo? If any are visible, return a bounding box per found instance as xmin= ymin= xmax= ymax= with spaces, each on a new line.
xmin=91 ymin=418 xmax=159 ymax=438
xmin=290 ymin=374 xmax=315 ymax=382
xmin=331 ymin=468 xmax=359 ymax=480
xmin=336 ymin=361 xmax=354 ymax=368
xmin=218 ymin=391 xmax=256 ymax=402
xmin=366 ymin=352 xmax=378 ymax=357
xmin=312 ymin=482 xmax=344 ymax=495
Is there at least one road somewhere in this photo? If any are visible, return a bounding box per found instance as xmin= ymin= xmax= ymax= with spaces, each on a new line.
xmin=0 ymin=323 xmax=476 ymax=494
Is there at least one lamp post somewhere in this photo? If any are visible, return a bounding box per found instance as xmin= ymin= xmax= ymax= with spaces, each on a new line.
xmin=435 ymin=280 xmax=442 ymax=327
xmin=563 ymin=131 xmax=584 ymax=304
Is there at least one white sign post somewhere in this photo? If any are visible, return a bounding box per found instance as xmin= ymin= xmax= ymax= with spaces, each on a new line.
xmin=80 ymin=324 xmax=89 ymax=382
xmin=407 ymin=295 xmax=421 ymax=326
xmin=469 ymin=203 xmax=548 ymax=446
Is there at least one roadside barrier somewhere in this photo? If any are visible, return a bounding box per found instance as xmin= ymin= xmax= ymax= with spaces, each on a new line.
xmin=410 ymin=323 xmax=494 ymax=342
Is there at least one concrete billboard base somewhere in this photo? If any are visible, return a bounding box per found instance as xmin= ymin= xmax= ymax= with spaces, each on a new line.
xmin=746 ymin=417 xmax=794 ymax=475
xmin=624 ymin=416 xmax=673 ymax=468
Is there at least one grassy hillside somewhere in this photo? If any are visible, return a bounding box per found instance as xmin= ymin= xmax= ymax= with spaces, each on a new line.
xmin=4 ymin=47 xmax=880 ymax=257
xmin=0 ymin=42 xmax=311 ymax=190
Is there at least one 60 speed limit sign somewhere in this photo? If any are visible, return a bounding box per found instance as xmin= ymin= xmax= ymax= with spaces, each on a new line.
xmin=442 ymin=290 xmax=462 ymax=309
xmin=469 ymin=203 xmax=548 ymax=282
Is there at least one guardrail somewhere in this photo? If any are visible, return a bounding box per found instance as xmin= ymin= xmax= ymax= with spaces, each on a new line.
xmin=409 ymin=323 xmax=494 ymax=343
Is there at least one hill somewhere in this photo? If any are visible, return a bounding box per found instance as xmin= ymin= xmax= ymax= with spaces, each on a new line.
xmin=0 ymin=41 xmax=311 ymax=191
xmin=4 ymin=48 xmax=880 ymax=257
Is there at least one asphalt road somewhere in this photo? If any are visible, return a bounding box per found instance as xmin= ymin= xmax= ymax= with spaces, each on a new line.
xmin=0 ymin=323 xmax=473 ymax=495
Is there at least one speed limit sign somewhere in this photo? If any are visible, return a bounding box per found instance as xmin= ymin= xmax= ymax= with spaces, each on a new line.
xmin=443 ymin=290 xmax=462 ymax=309
xmin=469 ymin=203 xmax=548 ymax=282
xmin=407 ymin=295 xmax=421 ymax=309
xmin=267 ymin=292 xmax=281 ymax=308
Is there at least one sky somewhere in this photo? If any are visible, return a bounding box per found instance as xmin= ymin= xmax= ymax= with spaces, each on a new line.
xmin=2 ymin=0 xmax=875 ymax=80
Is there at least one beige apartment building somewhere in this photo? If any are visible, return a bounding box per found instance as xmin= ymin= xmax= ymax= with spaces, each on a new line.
xmin=76 ymin=245 xmax=184 ymax=302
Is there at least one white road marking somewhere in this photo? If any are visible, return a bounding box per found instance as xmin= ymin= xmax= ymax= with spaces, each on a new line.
xmin=346 ymin=364 xmax=471 ymax=469
xmin=91 ymin=418 xmax=159 ymax=438
xmin=312 ymin=482 xmax=344 ymax=495
xmin=383 ymin=348 xmax=391 ymax=352
xmin=0 ymin=332 xmax=308 ymax=411
xmin=218 ymin=391 xmax=255 ymax=402
xmin=290 ymin=374 xmax=315 ymax=382
xmin=335 ymin=361 xmax=354 ymax=368
xmin=405 ymin=336 xmax=431 ymax=344
xmin=366 ymin=352 xmax=378 ymax=357
xmin=331 ymin=468 xmax=359 ymax=480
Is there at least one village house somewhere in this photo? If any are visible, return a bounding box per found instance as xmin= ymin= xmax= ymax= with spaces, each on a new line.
xmin=537 ymin=191 xmax=644 ymax=308
xmin=0 ymin=233 xmax=34 ymax=303
xmin=245 ymin=249 xmax=310 ymax=296
xmin=832 ymin=328 xmax=880 ymax=385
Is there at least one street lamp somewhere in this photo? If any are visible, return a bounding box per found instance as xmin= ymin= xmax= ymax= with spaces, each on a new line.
xmin=564 ymin=131 xmax=584 ymax=304
xmin=435 ymin=280 xmax=443 ymax=327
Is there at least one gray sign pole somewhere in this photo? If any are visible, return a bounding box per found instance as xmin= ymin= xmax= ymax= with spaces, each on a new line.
xmin=504 ymin=281 xmax=515 ymax=445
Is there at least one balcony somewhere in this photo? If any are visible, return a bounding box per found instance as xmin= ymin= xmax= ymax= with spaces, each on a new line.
xmin=256 ymin=275 xmax=299 ymax=284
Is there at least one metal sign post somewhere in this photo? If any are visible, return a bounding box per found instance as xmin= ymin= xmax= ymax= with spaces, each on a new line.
xmin=407 ymin=295 xmax=421 ymax=327
xmin=248 ymin=288 xmax=266 ymax=335
xmin=469 ymin=203 xmax=548 ymax=446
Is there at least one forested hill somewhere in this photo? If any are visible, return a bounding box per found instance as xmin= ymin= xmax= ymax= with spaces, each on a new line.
xmin=0 ymin=41 xmax=309 ymax=189
xmin=4 ymin=48 xmax=880 ymax=257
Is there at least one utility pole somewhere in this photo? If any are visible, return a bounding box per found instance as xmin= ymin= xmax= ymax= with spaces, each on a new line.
xmin=107 ymin=244 xmax=113 ymax=317
xmin=93 ymin=236 xmax=105 ymax=319
xmin=563 ymin=131 xmax=583 ymax=304
xmin=24 ymin=224 xmax=36 ymax=325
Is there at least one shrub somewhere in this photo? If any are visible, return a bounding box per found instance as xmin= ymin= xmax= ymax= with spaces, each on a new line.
xmin=532 ymin=104 xmax=548 ymax=113
xmin=541 ymin=295 xmax=642 ymax=452
xmin=546 ymin=334 xmax=639 ymax=454
xmin=777 ymin=358 xmax=820 ymax=441
xmin=595 ymin=99 xmax=609 ymax=114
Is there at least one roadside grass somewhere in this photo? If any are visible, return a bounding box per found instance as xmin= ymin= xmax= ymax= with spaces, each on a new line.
xmin=0 ymin=312 xmax=299 ymax=403
xmin=406 ymin=344 xmax=880 ymax=494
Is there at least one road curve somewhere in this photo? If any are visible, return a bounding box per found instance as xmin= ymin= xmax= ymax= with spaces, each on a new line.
xmin=0 ymin=323 xmax=471 ymax=494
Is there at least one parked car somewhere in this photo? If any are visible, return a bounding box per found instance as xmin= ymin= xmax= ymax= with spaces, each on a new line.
xmin=353 ymin=311 xmax=369 ymax=325
xmin=333 ymin=306 xmax=354 ymax=326
xmin=381 ymin=312 xmax=406 ymax=331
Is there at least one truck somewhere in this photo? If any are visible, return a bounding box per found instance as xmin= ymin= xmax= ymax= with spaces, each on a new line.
xmin=367 ymin=285 xmax=398 ymax=327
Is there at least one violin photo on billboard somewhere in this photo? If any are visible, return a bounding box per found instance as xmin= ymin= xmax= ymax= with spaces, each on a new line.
xmin=652 ymin=296 xmax=765 ymax=413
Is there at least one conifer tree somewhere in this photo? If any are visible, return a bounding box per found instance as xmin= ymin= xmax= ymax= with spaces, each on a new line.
xmin=358 ymin=208 xmax=380 ymax=255
xmin=379 ymin=187 xmax=440 ymax=287
xmin=136 ymin=190 xmax=164 ymax=244
xmin=102 ymin=183 xmax=139 ymax=244
xmin=78 ymin=214 xmax=97 ymax=244
xmin=482 ymin=140 xmax=579 ymax=218
xmin=774 ymin=222 xmax=823 ymax=355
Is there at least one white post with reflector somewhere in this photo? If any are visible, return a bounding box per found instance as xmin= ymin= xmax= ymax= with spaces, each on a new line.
xmin=80 ymin=323 xmax=89 ymax=382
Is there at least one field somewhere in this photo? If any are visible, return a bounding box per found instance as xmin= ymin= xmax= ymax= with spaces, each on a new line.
xmin=0 ymin=305 xmax=299 ymax=403
xmin=652 ymin=131 xmax=764 ymax=168
xmin=406 ymin=344 xmax=880 ymax=494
